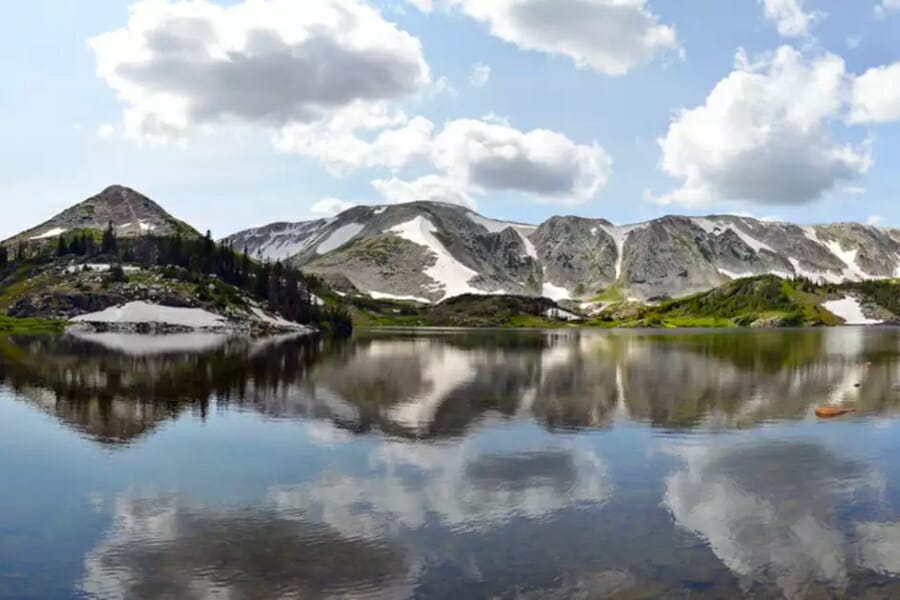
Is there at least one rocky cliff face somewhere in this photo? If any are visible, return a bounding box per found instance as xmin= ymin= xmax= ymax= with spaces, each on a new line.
xmin=3 ymin=185 xmax=198 ymax=246
xmin=226 ymin=203 xmax=900 ymax=303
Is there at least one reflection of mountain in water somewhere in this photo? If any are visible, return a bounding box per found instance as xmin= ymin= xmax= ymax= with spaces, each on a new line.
xmin=3 ymin=328 xmax=900 ymax=444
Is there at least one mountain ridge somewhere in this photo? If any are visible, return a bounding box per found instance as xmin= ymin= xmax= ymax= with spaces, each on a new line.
xmin=224 ymin=201 xmax=900 ymax=304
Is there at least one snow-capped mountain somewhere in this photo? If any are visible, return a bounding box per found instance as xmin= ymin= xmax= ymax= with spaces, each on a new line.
xmin=3 ymin=185 xmax=198 ymax=246
xmin=225 ymin=202 xmax=900 ymax=303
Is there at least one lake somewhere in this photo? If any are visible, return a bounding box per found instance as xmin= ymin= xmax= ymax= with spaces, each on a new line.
xmin=3 ymin=327 xmax=900 ymax=598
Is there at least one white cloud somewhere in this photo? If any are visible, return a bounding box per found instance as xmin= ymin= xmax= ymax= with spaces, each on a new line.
xmin=876 ymin=0 xmax=900 ymax=17
xmin=867 ymin=215 xmax=884 ymax=227
xmin=431 ymin=118 xmax=612 ymax=205
xmin=409 ymin=0 xmax=678 ymax=75
xmin=90 ymin=0 xmax=430 ymax=142
xmin=311 ymin=197 xmax=356 ymax=217
xmin=96 ymin=124 xmax=117 ymax=140
xmin=469 ymin=62 xmax=491 ymax=87
xmin=275 ymin=112 xmax=434 ymax=173
xmin=372 ymin=175 xmax=477 ymax=209
xmin=759 ymin=0 xmax=824 ymax=38
xmin=655 ymin=47 xmax=870 ymax=207
xmin=849 ymin=62 xmax=900 ymax=124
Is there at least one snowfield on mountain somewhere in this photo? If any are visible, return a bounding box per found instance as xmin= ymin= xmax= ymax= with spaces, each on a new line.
xmin=225 ymin=201 xmax=900 ymax=304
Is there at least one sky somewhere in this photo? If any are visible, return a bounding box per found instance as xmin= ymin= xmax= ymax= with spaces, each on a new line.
xmin=1 ymin=0 xmax=900 ymax=240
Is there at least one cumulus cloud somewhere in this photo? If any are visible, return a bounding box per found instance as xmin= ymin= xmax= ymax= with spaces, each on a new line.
xmin=275 ymin=111 xmax=434 ymax=173
xmin=372 ymin=175 xmax=477 ymax=209
xmin=470 ymin=62 xmax=492 ymax=87
xmin=311 ymin=197 xmax=356 ymax=217
xmin=876 ymin=0 xmax=900 ymax=17
xmin=431 ymin=118 xmax=612 ymax=205
xmin=654 ymin=47 xmax=870 ymax=207
xmin=96 ymin=124 xmax=117 ymax=140
xmin=849 ymin=62 xmax=900 ymax=124
xmin=759 ymin=0 xmax=824 ymax=38
xmin=409 ymin=0 xmax=678 ymax=75
xmin=90 ymin=0 xmax=430 ymax=141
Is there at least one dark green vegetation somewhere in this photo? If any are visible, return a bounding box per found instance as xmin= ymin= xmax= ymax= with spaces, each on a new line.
xmin=352 ymin=294 xmax=568 ymax=328
xmin=610 ymin=276 xmax=844 ymax=328
xmin=1 ymin=224 xmax=352 ymax=335
xmin=353 ymin=275 xmax=900 ymax=330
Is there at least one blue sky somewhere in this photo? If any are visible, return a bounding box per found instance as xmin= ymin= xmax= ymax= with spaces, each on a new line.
xmin=1 ymin=0 xmax=899 ymax=240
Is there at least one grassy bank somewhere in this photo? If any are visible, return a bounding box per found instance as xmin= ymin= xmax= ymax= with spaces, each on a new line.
xmin=0 ymin=316 xmax=68 ymax=335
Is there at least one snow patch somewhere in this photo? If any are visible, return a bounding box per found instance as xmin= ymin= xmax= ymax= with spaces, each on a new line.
xmin=824 ymin=239 xmax=869 ymax=281
xmin=544 ymin=307 xmax=580 ymax=321
xmin=72 ymin=302 xmax=227 ymax=329
xmin=369 ymin=291 xmax=431 ymax=304
xmin=390 ymin=216 xmax=481 ymax=301
xmin=823 ymin=296 xmax=882 ymax=325
xmin=250 ymin=307 xmax=312 ymax=331
xmin=64 ymin=264 xmax=141 ymax=274
xmin=693 ymin=218 xmax=774 ymax=254
xmin=599 ymin=223 xmax=648 ymax=280
xmin=30 ymin=227 xmax=67 ymax=240
xmin=717 ymin=269 xmax=755 ymax=280
xmin=542 ymin=281 xmax=571 ymax=301
xmin=317 ymin=223 xmax=365 ymax=255
xmin=466 ymin=212 xmax=538 ymax=259
xmin=373 ymin=207 xmax=387 ymax=215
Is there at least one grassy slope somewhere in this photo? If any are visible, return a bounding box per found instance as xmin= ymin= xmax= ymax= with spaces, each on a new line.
xmin=0 ymin=316 xmax=67 ymax=334
xmin=612 ymin=276 xmax=842 ymax=328
xmin=355 ymin=276 xmax=861 ymax=329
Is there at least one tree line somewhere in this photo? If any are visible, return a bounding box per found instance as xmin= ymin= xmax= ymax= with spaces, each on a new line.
xmin=8 ymin=223 xmax=352 ymax=335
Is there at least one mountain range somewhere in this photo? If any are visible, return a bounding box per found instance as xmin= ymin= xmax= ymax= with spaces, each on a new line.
xmin=5 ymin=185 xmax=899 ymax=313
xmin=225 ymin=201 xmax=900 ymax=304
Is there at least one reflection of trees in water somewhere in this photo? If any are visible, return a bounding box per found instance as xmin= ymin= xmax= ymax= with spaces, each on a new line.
xmin=4 ymin=328 xmax=900 ymax=444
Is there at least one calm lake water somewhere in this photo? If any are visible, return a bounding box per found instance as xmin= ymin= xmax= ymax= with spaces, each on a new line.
xmin=3 ymin=328 xmax=900 ymax=598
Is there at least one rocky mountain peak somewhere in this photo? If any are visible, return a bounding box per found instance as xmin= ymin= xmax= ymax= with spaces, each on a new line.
xmin=4 ymin=185 xmax=198 ymax=245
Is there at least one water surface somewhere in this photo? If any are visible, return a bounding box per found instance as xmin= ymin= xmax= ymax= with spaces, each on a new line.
xmin=3 ymin=328 xmax=900 ymax=598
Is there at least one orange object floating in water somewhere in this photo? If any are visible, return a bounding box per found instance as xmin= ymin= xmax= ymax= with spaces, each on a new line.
xmin=815 ymin=407 xmax=856 ymax=418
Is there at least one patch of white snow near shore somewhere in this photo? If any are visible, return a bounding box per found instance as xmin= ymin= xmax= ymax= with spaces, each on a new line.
xmin=390 ymin=216 xmax=481 ymax=301
xmin=317 ymin=223 xmax=364 ymax=254
xmin=250 ymin=308 xmax=313 ymax=331
xmin=73 ymin=302 xmax=226 ymax=329
xmin=823 ymin=296 xmax=882 ymax=325
xmin=369 ymin=291 xmax=432 ymax=304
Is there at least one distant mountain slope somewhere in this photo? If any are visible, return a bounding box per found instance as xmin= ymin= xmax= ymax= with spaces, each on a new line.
xmin=225 ymin=202 xmax=900 ymax=303
xmin=3 ymin=185 xmax=199 ymax=246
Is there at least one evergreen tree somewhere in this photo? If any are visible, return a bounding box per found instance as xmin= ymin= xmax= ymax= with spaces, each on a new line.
xmin=83 ymin=233 xmax=95 ymax=256
xmin=102 ymin=221 xmax=118 ymax=254
xmin=69 ymin=235 xmax=83 ymax=256
xmin=0 ymin=246 xmax=7 ymax=269
xmin=56 ymin=235 xmax=69 ymax=257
